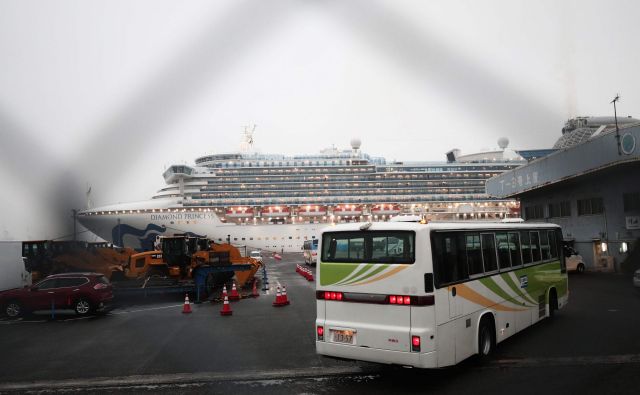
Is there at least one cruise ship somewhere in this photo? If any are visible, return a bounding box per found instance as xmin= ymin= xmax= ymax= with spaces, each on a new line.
xmin=78 ymin=129 xmax=525 ymax=252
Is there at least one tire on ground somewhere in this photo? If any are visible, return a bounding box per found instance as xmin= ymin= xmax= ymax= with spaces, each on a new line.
xmin=477 ymin=314 xmax=496 ymax=359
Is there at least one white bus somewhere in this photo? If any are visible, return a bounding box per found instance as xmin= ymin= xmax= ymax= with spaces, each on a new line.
xmin=315 ymin=221 xmax=568 ymax=368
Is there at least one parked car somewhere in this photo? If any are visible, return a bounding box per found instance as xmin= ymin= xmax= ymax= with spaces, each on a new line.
xmin=564 ymin=245 xmax=585 ymax=273
xmin=0 ymin=272 xmax=113 ymax=318
xmin=634 ymin=269 xmax=640 ymax=290
xmin=249 ymin=250 xmax=263 ymax=263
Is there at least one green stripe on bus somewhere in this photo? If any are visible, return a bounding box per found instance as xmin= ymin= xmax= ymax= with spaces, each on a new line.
xmin=335 ymin=264 xmax=374 ymax=285
xmin=501 ymin=272 xmax=537 ymax=306
xmin=319 ymin=263 xmax=361 ymax=286
xmin=479 ymin=277 xmax=524 ymax=307
xmin=342 ymin=264 xmax=389 ymax=285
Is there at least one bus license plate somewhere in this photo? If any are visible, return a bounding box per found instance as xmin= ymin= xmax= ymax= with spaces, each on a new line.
xmin=331 ymin=330 xmax=354 ymax=344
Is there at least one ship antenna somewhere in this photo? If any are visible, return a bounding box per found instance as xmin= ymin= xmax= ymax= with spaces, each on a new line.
xmin=240 ymin=124 xmax=256 ymax=152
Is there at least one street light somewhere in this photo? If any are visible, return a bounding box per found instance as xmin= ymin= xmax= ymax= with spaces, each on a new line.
xmin=611 ymin=94 xmax=621 ymax=155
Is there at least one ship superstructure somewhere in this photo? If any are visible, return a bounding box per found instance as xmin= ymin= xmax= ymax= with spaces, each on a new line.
xmin=78 ymin=130 xmax=524 ymax=252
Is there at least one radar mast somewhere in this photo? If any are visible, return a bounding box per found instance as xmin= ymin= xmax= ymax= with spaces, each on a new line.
xmin=240 ymin=124 xmax=256 ymax=152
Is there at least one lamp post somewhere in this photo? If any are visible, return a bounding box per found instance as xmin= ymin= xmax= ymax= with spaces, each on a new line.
xmin=611 ymin=94 xmax=621 ymax=155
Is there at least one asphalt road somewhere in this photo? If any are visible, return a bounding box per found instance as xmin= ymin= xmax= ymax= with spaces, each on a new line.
xmin=1 ymin=254 xmax=639 ymax=394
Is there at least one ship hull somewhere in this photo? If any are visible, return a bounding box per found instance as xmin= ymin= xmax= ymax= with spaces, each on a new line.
xmin=78 ymin=212 xmax=326 ymax=253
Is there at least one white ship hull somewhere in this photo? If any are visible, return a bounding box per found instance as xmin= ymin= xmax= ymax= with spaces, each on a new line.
xmin=78 ymin=210 xmax=326 ymax=253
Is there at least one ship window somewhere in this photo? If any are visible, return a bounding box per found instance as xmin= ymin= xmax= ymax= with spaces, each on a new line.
xmin=234 ymin=238 xmax=238 ymax=241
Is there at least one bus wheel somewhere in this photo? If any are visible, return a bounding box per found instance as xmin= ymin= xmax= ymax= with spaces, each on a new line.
xmin=478 ymin=316 xmax=495 ymax=359
xmin=548 ymin=289 xmax=558 ymax=318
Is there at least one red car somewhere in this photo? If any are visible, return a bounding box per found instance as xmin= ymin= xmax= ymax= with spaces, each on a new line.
xmin=0 ymin=272 xmax=113 ymax=318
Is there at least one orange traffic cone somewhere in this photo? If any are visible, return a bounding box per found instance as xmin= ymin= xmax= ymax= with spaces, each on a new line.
xmin=273 ymin=285 xmax=284 ymax=307
xmin=220 ymin=295 xmax=233 ymax=316
xmin=281 ymin=285 xmax=290 ymax=306
xmin=182 ymin=294 xmax=192 ymax=314
xmin=251 ymin=278 xmax=259 ymax=298
xmin=229 ymin=282 xmax=240 ymax=301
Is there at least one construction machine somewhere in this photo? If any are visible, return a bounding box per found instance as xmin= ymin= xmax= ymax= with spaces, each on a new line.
xmin=123 ymin=235 xmax=261 ymax=291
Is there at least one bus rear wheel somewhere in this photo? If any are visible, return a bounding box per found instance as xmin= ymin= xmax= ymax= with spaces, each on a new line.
xmin=478 ymin=316 xmax=495 ymax=359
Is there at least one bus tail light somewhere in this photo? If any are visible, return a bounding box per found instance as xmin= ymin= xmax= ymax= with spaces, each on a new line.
xmin=317 ymin=325 xmax=324 ymax=341
xmin=411 ymin=335 xmax=421 ymax=352
xmin=319 ymin=291 xmax=344 ymax=301
xmin=388 ymin=295 xmax=414 ymax=305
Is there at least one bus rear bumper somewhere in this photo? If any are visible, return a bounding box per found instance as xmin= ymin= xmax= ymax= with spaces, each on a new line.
xmin=316 ymin=342 xmax=438 ymax=368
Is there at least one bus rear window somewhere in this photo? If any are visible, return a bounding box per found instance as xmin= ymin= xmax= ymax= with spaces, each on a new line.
xmin=322 ymin=231 xmax=415 ymax=264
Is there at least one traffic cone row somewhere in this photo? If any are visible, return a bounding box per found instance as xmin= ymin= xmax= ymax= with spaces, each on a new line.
xmin=182 ymin=294 xmax=192 ymax=314
xmin=296 ymin=264 xmax=314 ymax=281
xmin=181 ymin=277 xmax=279 ymax=316
xmin=272 ymin=285 xmax=290 ymax=307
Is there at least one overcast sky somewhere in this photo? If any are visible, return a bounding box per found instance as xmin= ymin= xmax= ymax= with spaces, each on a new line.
xmin=1 ymin=0 xmax=639 ymax=240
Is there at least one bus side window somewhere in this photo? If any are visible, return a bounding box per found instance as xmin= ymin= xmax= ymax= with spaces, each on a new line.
xmin=433 ymin=233 xmax=468 ymax=285
xmin=548 ymin=230 xmax=559 ymax=259
xmin=508 ymin=232 xmax=522 ymax=267
xmin=481 ymin=233 xmax=498 ymax=272
xmin=496 ymin=233 xmax=511 ymax=269
xmin=520 ymin=231 xmax=532 ymax=264
xmin=466 ymin=233 xmax=483 ymax=276
xmin=540 ymin=231 xmax=551 ymax=260
xmin=530 ymin=231 xmax=541 ymax=262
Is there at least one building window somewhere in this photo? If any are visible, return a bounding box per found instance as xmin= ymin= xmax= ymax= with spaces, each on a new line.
xmin=548 ymin=201 xmax=571 ymax=218
xmin=577 ymin=197 xmax=604 ymax=216
xmin=524 ymin=205 xmax=544 ymax=220
xmin=623 ymin=193 xmax=640 ymax=212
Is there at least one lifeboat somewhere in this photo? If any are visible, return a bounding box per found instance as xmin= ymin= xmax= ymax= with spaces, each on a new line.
xmin=332 ymin=205 xmax=363 ymax=216
xmin=298 ymin=205 xmax=327 ymax=217
xmin=225 ymin=207 xmax=254 ymax=218
xmin=261 ymin=206 xmax=291 ymax=217
xmin=371 ymin=204 xmax=401 ymax=216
